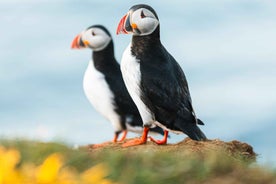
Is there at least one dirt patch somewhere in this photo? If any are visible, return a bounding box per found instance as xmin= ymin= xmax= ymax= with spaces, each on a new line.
xmin=86 ymin=137 xmax=256 ymax=161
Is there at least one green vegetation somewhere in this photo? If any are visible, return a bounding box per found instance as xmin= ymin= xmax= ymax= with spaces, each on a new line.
xmin=1 ymin=139 xmax=276 ymax=184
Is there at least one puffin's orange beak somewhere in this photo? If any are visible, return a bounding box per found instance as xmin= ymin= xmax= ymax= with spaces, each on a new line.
xmin=116 ymin=14 xmax=128 ymax=35
xmin=71 ymin=34 xmax=81 ymax=49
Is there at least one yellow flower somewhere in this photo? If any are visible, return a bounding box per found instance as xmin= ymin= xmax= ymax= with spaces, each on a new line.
xmin=81 ymin=163 xmax=112 ymax=184
xmin=36 ymin=153 xmax=63 ymax=184
xmin=0 ymin=146 xmax=21 ymax=170
xmin=0 ymin=146 xmax=117 ymax=184
xmin=0 ymin=146 xmax=22 ymax=184
xmin=57 ymin=167 xmax=78 ymax=184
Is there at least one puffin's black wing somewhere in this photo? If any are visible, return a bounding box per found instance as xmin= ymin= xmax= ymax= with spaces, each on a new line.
xmin=140 ymin=46 xmax=206 ymax=140
xmin=140 ymin=46 xmax=192 ymax=117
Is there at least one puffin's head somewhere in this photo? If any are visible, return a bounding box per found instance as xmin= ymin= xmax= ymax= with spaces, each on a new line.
xmin=116 ymin=4 xmax=159 ymax=36
xmin=71 ymin=25 xmax=112 ymax=51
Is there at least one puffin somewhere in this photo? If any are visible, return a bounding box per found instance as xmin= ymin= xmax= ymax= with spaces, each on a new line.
xmin=116 ymin=4 xmax=207 ymax=147
xmin=71 ymin=25 xmax=164 ymax=147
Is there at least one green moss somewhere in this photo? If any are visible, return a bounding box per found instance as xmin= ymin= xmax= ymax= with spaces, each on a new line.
xmin=0 ymin=139 xmax=275 ymax=184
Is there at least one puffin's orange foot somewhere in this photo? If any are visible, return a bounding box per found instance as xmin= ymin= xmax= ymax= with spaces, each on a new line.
xmin=149 ymin=130 xmax=169 ymax=145
xmin=122 ymin=137 xmax=147 ymax=147
xmin=149 ymin=136 xmax=167 ymax=145
xmin=122 ymin=127 xmax=150 ymax=147
xmin=91 ymin=141 xmax=112 ymax=149
xmin=118 ymin=130 xmax=128 ymax=142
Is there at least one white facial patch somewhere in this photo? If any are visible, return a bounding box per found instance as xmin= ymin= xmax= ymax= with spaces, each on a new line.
xmin=81 ymin=28 xmax=111 ymax=51
xmin=131 ymin=8 xmax=159 ymax=36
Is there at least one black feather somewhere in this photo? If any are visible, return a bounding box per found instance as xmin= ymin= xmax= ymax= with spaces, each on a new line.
xmin=129 ymin=14 xmax=207 ymax=140
xmin=90 ymin=26 xmax=164 ymax=135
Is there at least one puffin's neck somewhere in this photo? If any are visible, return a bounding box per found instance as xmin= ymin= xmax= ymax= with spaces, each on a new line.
xmin=131 ymin=26 xmax=161 ymax=56
xmin=92 ymin=41 xmax=116 ymax=71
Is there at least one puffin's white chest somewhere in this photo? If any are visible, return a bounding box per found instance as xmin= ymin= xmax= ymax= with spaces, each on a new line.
xmin=120 ymin=44 xmax=154 ymax=125
xmin=83 ymin=60 xmax=121 ymax=131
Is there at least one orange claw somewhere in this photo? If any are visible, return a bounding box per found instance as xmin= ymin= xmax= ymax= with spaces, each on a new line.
xmin=113 ymin=130 xmax=128 ymax=142
xmin=92 ymin=130 xmax=128 ymax=149
xmin=149 ymin=130 xmax=169 ymax=145
xmin=113 ymin=133 xmax=119 ymax=143
xmin=118 ymin=130 xmax=128 ymax=142
xmin=122 ymin=127 xmax=149 ymax=147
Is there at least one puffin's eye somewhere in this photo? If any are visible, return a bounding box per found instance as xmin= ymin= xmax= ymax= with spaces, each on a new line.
xmin=92 ymin=31 xmax=96 ymax=36
xmin=140 ymin=10 xmax=146 ymax=18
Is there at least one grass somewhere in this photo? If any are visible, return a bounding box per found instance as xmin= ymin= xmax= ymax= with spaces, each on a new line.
xmin=1 ymin=139 xmax=276 ymax=184
xmin=0 ymin=139 xmax=95 ymax=171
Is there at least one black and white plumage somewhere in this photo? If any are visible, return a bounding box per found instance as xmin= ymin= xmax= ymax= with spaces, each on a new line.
xmin=117 ymin=5 xmax=207 ymax=146
xmin=71 ymin=25 xmax=164 ymax=146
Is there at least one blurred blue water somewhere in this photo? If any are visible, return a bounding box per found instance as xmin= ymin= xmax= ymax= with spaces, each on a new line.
xmin=0 ymin=0 xmax=276 ymax=166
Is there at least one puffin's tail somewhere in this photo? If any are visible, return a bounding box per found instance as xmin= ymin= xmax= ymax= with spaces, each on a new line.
xmin=175 ymin=119 xmax=207 ymax=141
xmin=197 ymin=118 xmax=204 ymax=125
xmin=185 ymin=124 xmax=207 ymax=141
xmin=177 ymin=116 xmax=207 ymax=141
